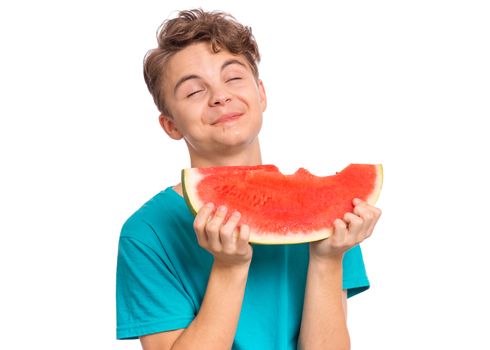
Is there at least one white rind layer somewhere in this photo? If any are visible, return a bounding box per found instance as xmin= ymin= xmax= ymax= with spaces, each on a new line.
xmin=182 ymin=168 xmax=205 ymax=215
xmin=366 ymin=164 xmax=383 ymax=206
xmin=249 ymin=227 xmax=333 ymax=244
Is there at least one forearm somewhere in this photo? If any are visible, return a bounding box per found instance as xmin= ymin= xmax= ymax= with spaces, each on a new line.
xmin=298 ymin=256 xmax=350 ymax=350
xmin=171 ymin=261 xmax=249 ymax=349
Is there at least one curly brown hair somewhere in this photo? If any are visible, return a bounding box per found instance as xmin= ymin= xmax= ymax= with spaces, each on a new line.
xmin=143 ymin=9 xmax=261 ymax=117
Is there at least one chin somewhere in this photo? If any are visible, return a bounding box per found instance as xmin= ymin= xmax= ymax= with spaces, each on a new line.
xmin=214 ymin=133 xmax=259 ymax=152
xmin=229 ymin=126 xmax=261 ymax=142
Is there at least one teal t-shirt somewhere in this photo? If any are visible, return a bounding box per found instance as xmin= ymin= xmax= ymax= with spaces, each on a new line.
xmin=116 ymin=187 xmax=370 ymax=348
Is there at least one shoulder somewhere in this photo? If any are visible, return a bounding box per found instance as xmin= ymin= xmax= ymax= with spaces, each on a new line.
xmin=120 ymin=187 xmax=193 ymax=246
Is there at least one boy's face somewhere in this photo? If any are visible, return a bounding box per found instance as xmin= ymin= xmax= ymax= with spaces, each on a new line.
xmin=160 ymin=42 xmax=266 ymax=161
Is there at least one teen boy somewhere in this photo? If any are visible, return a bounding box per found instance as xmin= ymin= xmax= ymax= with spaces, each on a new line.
xmin=116 ymin=9 xmax=382 ymax=350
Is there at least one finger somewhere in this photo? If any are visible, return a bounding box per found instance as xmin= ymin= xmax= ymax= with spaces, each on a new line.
xmin=352 ymin=198 xmax=363 ymax=206
xmin=220 ymin=211 xmax=241 ymax=253
xmin=193 ymin=203 xmax=215 ymax=246
xmin=355 ymin=201 xmax=382 ymax=235
xmin=343 ymin=212 xmax=364 ymax=238
xmin=353 ymin=198 xmax=381 ymax=220
xmin=236 ymin=224 xmax=251 ymax=254
xmin=332 ymin=218 xmax=348 ymax=245
xmin=206 ymin=205 xmax=228 ymax=251
xmin=353 ymin=203 xmax=375 ymax=238
xmin=364 ymin=206 xmax=382 ymax=237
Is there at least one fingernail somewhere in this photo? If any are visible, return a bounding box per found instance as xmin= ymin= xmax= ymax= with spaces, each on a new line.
xmin=206 ymin=203 xmax=214 ymax=209
xmin=218 ymin=205 xmax=227 ymax=212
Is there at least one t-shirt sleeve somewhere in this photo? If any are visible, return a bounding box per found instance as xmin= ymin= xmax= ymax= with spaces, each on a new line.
xmin=116 ymin=235 xmax=195 ymax=339
xmin=342 ymin=244 xmax=370 ymax=298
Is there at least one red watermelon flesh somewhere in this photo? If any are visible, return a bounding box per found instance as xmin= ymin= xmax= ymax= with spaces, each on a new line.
xmin=182 ymin=164 xmax=383 ymax=244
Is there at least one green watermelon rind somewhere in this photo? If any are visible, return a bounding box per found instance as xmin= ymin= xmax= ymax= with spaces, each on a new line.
xmin=182 ymin=168 xmax=204 ymax=216
xmin=182 ymin=164 xmax=383 ymax=245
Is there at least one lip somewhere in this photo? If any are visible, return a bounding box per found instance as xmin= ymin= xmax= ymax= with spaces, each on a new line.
xmin=211 ymin=112 xmax=243 ymax=125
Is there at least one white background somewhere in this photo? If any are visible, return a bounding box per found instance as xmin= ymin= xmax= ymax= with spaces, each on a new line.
xmin=1 ymin=0 xmax=489 ymax=349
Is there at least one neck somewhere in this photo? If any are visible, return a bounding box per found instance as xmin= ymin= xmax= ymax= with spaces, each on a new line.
xmin=188 ymin=139 xmax=263 ymax=168
xmin=172 ymin=139 xmax=262 ymax=197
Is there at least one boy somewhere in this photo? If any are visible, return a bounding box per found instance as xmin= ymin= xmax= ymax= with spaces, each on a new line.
xmin=116 ymin=9 xmax=381 ymax=350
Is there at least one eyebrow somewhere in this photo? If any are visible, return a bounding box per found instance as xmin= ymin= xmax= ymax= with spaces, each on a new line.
xmin=221 ymin=58 xmax=247 ymax=71
xmin=173 ymin=59 xmax=247 ymax=96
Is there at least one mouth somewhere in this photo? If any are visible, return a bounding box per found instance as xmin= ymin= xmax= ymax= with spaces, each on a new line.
xmin=211 ymin=112 xmax=243 ymax=125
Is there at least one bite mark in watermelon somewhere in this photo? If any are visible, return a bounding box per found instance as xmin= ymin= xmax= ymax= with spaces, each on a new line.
xmin=182 ymin=164 xmax=383 ymax=244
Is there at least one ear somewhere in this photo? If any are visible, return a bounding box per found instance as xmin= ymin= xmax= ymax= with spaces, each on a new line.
xmin=159 ymin=114 xmax=183 ymax=140
xmin=257 ymin=79 xmax=267 ymax=112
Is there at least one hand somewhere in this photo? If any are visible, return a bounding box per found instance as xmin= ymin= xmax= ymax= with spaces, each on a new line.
xmin=310 ymin=198 xmax=382 ymax=261
xmin=193 ymin=203 xmax=253 ymax=268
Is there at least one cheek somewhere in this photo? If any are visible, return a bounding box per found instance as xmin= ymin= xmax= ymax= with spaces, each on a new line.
xmin=172 ymin=104 xmax=205 ymax=128
xmin=238 ymin=88 xmax=261 ymax=107
xmin=252 ymin=91 xmax=266 ymax=113
xmin=249 ymin=86 xmax=265 ymax=107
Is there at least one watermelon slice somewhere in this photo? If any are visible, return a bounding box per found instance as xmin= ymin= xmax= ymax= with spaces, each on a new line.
xmin=182 ymin=164 xmax=383 ymax=244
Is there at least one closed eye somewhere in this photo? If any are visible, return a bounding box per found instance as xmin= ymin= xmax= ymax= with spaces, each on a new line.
xmin=226 ymin=77 xmax=242 ymax=82
xmin=186 ymin=90 xmax=203 ymax=98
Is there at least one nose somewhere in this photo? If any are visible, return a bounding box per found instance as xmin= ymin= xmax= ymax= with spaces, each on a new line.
xmin=210 ymin=87 xmax=232 ymax=106
xmin=213 ymin=96 xmax=231 ymax=105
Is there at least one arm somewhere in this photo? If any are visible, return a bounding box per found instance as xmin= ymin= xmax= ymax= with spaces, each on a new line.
xmin=141 ymin=204 xmax=252 ymax=350
xmin=299 ymin=255 xmax=349 ymax=350
xmin=298 ymin=199 xmax=381 ymax=350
